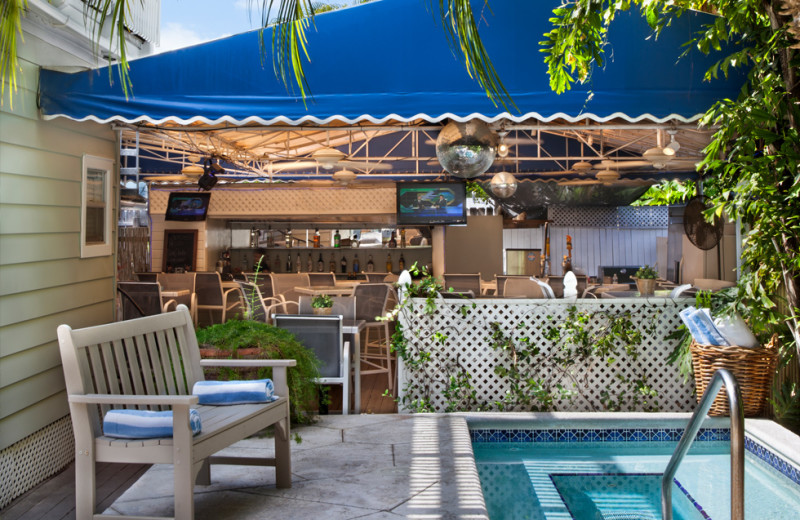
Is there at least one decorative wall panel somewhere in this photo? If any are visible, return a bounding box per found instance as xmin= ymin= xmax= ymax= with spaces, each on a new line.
xmin=150 ymin=186 xmax=397 ymax=218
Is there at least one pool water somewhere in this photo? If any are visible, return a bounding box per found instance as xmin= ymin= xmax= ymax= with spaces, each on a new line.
xmin=473 ymin=440 xmax=800 ymax=520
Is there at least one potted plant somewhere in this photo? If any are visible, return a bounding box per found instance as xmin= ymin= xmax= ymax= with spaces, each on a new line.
xmin=196 ymin=319 xmax=322 ymax=424
xmin=633 ymin=265 xmax=658 ymax=296
xmin=311 ymin=294 xmax=333 ymax=315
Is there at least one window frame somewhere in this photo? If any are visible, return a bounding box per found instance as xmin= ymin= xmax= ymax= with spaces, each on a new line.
xmin=80 ymin=154 xmax=115 ymax=258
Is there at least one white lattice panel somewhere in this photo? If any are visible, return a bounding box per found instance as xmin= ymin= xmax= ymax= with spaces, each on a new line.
xmin=397 ymin=298 xmax=695 ymax=413
xmin=0 ymin=416 xmax=74 ymax=508
xmin=549 ymin=206 xmax=668 ymax=228
xmin=150 ymin=186 xmax=396 ymax=218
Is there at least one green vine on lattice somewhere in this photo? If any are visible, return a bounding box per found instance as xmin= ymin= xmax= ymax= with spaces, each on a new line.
xmin=387 ymin=267 xmax=664 ymax=413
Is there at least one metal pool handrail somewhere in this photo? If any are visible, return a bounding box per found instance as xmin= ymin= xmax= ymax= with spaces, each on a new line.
xmin=661 ymin=368 xmax=744 ymax=520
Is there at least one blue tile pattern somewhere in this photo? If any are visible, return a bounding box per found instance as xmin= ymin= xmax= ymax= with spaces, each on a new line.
xmin=745 ymin=436 xmax=800 ymax=487
xmin=469 ymin=427 xmax=731 ymax=444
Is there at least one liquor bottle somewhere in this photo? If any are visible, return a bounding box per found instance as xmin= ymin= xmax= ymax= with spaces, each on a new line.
xmin=400 ymin=228 xmax=406 ymax=248
xmin=386 ymin=253 xmax=393 ymax=273
xmin=313 ymin=228 xmax=321 ymax=248
xmin=285 ymin=229 xmax=292 ymax=248
xmin=306 ymin=254 xmax=313 ymax=273
xmin=334 ymin=229 xmax=341 ymax=248
xmin=398 ymin=253 xmax=405 ymax=271
xmin=340 ymin=254 xmax=347 ymax=274
xmin=367 ymin=255 xmax=375 ymax=272
xmin=329 ymin=254 xmax=335 ymax=273
xmin=612 ymin=273 xmax=618 ymax=284
xmin=352 ymin=253 xmax=360 ymax=273
xmin=266 ymin=226 xmax=275 ymax=247
xmin=317 ymin=253 xmax=324 ymax=272
xmin=285 ymin=254 xmax=292 ymax=273
xmin=388 ymin=231 xmax=397 ymax=248
xmin=296 ymin=253 xmax=301 ymax=273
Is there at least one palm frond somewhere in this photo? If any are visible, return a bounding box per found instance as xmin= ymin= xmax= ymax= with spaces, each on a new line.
xmin=255 ymin=0 xmax=316 ymax=105
xmin=0 ymin=0 xmax=27 ymax=108
xmin=430 ymin=0 xmax=516 ymax=111
xmin=83 ymin=0 xmax=135 ymax=98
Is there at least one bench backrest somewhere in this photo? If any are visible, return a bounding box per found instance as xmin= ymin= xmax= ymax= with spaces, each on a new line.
xmin=57 ymin=305 xmax=203 ymax=437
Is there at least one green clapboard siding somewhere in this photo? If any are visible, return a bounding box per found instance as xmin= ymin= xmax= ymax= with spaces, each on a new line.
xmin=0 ymin=366 xmax=65 ymax=420
xmin=0 ymin=301 xmax=112 ymax=358
xmin=0 ymin=52 xmax=117 ymax=453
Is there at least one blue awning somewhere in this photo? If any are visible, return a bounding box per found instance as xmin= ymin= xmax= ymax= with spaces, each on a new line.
xmin=39 ymin=0 xmax=745 ymax=125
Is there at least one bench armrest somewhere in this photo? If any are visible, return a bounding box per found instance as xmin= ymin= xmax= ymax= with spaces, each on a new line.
xmin=69 ymin=394 xmax=199 ymax=406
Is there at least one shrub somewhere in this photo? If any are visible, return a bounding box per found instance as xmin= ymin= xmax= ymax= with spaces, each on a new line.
xmin=196 ymin=319 xmax=321 ymax=423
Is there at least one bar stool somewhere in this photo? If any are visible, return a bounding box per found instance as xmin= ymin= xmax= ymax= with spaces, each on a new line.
xmin=353 ymin=283 xmax=394 ymax=391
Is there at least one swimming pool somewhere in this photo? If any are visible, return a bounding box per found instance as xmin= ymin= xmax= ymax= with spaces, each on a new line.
xmin=469 ymin=417 xmax=800 ymax=520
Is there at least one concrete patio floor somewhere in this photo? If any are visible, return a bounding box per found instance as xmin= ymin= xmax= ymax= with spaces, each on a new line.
xmin=102 ymin=414 xmax=488 ymax=519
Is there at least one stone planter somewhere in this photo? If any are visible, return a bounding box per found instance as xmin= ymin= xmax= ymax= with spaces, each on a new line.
xmin=313 ymin=306 xmax=332 ymax=315
xmin=198 ymin=345 xmax=267 ymax=379
xmin=633 ymin=277 xmax=656 ymax=296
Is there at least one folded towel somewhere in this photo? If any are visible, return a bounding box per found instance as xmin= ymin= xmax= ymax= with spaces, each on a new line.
xmin=192 ymin=379 xmax=277 ymax=405
xmin=714 ymin=312 xmax=758 ymax=348
xmin=690 ymin=308 xmax=729 ymax=346
xmin=679 ymin=306 xmax=730 ymax=346
xmin=103 ymin=409 xmax=202 ymax=439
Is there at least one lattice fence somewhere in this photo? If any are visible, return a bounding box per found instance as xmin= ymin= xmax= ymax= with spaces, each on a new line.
xmin=549 ymin=206 xmax=668 ymax=228
xmin=396 ymin=298 xmax=695 ymax=413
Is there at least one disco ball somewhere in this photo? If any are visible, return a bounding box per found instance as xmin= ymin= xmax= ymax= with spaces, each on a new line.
xmin=436 ymin=121 xmax=498 ymax=179
xmin=490 ymin=171 xmax=518 ymax=198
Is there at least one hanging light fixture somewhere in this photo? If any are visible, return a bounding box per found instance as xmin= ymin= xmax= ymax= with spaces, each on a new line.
xmin=490 ymin=171 xmax=518 ymax=198
xmin=496 ymin=131 xmax=510 ymax=158
xmin=198 ymin=157 xmax=222 ymax=191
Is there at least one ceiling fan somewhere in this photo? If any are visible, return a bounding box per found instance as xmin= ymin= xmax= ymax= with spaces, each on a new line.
xmin=147 ymin=155 xmax=206 ymax=182
xmin=275 ymin=147 xmax=393 ymax=173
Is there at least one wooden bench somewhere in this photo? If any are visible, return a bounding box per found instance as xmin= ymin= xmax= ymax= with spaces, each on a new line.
xmin=57 ymin=304 xmax=295 ymax=519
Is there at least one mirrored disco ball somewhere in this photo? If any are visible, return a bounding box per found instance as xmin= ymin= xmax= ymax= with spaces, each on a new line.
xmin=490 ymin=171 xmax=518 ymax=198
xmin=436 ymin=121 xmax=498 ymax=178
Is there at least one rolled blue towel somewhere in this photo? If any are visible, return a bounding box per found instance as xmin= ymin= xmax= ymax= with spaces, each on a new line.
xmin=103 ymin=408 xmax=202 ymax=439
xmin=679 ymin=306 xmax=710 ymax=344
xmin=192 ymin=379 xmax=277 ymax=405
xmin=690 ymin=308 xmax=730 ymax=346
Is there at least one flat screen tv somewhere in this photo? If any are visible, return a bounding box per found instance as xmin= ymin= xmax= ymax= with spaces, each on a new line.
xmin=165 ymin=192 xmax=211 ymax=221
xmin=396 ymin=181 xmax=467 ymax=225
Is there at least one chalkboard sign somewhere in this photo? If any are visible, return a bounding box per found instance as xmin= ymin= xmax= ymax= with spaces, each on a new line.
xmin=163 ymin=230 xmax=197 ymax=272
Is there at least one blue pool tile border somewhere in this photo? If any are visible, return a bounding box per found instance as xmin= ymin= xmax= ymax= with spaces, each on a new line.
xmin=745 ymin=436 xmax=800 ymax=487
xmin=470 ymin=427 xmax=800 ymax=488
xmin=469 ymin=427 xmax=730 ymax=444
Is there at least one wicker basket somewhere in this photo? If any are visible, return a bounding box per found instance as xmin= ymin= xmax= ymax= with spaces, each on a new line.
xmin=690 ymin=336 xmax=778 ymax=416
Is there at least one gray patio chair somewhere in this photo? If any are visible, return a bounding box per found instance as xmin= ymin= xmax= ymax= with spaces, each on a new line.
xmin=117 ymin=281 xmax=177 ymax=320
xmin=443 ymin=273 xmax=482 ymax=295
xmin=502 ymin=278 xmax=545 ymax=299
xmin=273 ymin=314 xmax=351 ymax=414
xmin=264 ymin=273 xmax=310 ymax=316
xmin=195 ymin=272 xmax=241 ymax=325
xmin=308 ymin=272 xmax=336 ymax=287
xmin=365 ymin=272 xmax=390 ymax=283
xmin=157 ymin=272 xmax=198 ymax=323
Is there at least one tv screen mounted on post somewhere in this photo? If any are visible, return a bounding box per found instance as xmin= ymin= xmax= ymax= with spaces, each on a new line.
xmin=165 ymin=192 xmax=211 ymax=221
xmin=396 ymin=182 xmax=467 ymax=225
